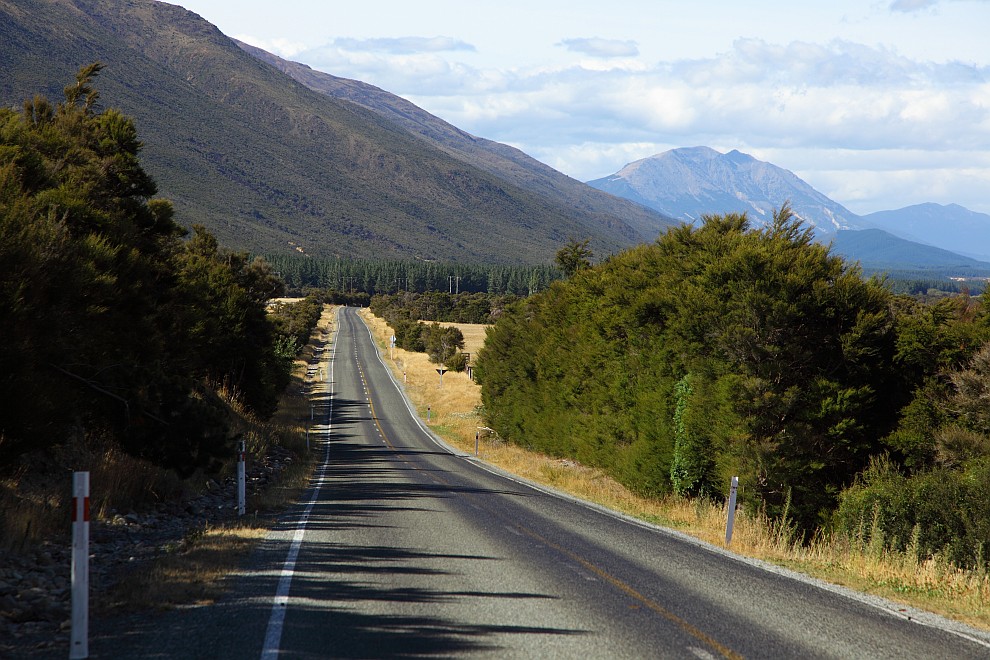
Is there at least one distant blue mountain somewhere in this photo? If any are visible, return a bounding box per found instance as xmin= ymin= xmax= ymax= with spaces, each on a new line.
xmin=831 ymin=229 xmax=990 ymax=271
xmin=588 ymin=147 xmax=990 ymax=274
xmin=860 ymin=203 xmax=990 ymax=262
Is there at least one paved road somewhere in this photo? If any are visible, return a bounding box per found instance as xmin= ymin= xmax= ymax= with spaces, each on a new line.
xmin=86 ymin=305 xmax=990 ymax=659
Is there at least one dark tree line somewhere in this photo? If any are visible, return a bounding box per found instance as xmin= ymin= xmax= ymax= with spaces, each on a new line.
xmin=0 ymin=66 xmax=314 ymax=474
xmin=476 ymin=207 xmax=990 ymax=558
xmin=264 ymin=253 xmax=561 ymax=297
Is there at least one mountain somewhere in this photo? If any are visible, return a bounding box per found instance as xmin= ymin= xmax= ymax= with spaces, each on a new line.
xmin=860 ymin=203 xmax=990 ymax=262
xmin=0 ymin=0 xmax=670 ymax=264
xmin=236 ymin=42 xmax=673 ymax=244
xmin=587 ymin=146 xmax=864 ymax=236
xmin=831 ymin=229 xmax=990 ymax=273
xmin=587 ymin=146 xmax=990 ymax=275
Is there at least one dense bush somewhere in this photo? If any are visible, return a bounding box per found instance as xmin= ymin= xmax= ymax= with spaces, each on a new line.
xmin=834 ymin=456 xmax=990 ymax=568
xmin=269 ymin=293 xmax=324 ymax=355
xmin=0 ymin=66 xmax=291 ymax=475
xmin=371 ymin=291 xmax=518 ymax=325
xmin=478 ymin=208 xmax=907 ymax=530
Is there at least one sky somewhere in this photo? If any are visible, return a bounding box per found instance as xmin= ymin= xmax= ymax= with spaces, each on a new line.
xmin=167 ymin=0 xmax=990 ymax=215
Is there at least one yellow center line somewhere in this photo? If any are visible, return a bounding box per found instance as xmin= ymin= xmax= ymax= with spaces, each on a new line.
xmin=512 ymin=524 xmax=744 ymax=660
xmin=358 ymin=367 xmax=395 ymax=450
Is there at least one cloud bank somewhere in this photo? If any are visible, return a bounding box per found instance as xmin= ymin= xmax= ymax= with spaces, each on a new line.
xmin=290 ymin=33 xmax=990 ymax=213
xmin=558 ymin=37 xmax=639 ymax=58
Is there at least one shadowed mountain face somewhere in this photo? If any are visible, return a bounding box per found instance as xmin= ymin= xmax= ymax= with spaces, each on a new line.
xmin=0 ymin=0 xmax=669 ymax=263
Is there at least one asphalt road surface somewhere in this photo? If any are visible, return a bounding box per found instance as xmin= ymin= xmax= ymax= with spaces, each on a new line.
xmin=84 ymin=305 xmax=990 ymax=659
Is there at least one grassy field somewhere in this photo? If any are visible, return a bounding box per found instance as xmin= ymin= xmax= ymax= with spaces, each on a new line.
xmin=358 ymin=308 xmax=990 ymax=632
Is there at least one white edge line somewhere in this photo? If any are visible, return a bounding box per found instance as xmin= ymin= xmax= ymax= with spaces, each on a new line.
xmin=260 ymin=306 xmax=341 ymax=659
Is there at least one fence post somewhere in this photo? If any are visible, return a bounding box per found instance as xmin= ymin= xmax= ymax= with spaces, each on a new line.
xmin=725 ymin=476 xmax=739 ymax=546
xmin=237 ymin=440 xmax=246 ymax=517
xmin=70 ymin=471 xmax=89 ymax=659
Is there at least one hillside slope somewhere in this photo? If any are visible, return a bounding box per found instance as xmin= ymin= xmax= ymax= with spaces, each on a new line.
xmin=0 ymin=0 xmax=647 ymax=263
xmin=237 ymin=41 xmax=675 ymax=244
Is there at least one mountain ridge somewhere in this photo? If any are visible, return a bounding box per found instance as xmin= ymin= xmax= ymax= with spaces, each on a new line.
xmin=588 ymin=146 xmax=990 ymax=272
xmin=861 ymin=203 xmax=990 ymax=262
xmin=0 ymin=0 xmax=668 ymax=264
xmin=588 ymin=146 xmax=863 ymax=234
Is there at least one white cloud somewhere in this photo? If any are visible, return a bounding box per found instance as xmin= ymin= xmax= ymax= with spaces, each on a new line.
xmin=889 ymin=0 xmax=940 ymax=12
xmin=286 ymin=33 xmax=990 ymax=213
xmin=234 ymin=34 xmax=309 ymax=58
xmin=330 ymin=36 xmax=476 ymax=55
xmin=557 ymin=37 xmax=639 ymax=58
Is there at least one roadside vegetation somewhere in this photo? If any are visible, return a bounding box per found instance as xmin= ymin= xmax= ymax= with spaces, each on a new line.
xmin=104 ymin=305 xmax=335 ymax=610
xmin=0 ymin=66 xmax=318 ymax=553
xmin=478 ymin=210 xmax=990 ymax=563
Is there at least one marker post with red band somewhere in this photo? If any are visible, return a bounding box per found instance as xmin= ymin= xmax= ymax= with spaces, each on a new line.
xmin=237 ymin=440 xmax=246 ymax=517
xmin=71 ymin=471 xmax=89 ymax=659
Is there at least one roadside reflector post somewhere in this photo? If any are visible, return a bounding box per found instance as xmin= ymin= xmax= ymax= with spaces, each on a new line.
xmin=237 ymin=439 xmax=246 ymax=517
xmin=475 ymin=431 xmax=479 ymax=457
xmin=427 ymin=406 xmax=431 ymax=422
xmin=725 ymin=476 xmax=739 ymax=546
xmin=70 ymin=471 xmax=89 ymax=659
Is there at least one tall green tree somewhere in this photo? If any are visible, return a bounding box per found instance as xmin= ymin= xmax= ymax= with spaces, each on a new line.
xmin=0 ymin=65 xmax=288 ymax=474
xmin=478 ymin=207 xmax=900 ymax=529
xmin=554 ymin=238 xmax=593 ymax=276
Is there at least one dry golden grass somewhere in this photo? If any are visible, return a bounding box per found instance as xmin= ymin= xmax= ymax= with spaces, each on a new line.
xmin=437 ymin=321 xmax=488 ymax=356
xmin=106 ymin=522 xmax=269 ymax=611
xmin=358 ymin=308 xmax=990 ymax=631
xmin=0 ymin=442 xmax=187 ymax=553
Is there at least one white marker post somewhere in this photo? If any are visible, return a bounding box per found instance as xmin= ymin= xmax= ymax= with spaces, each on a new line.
xmin=475 ymin=431 xmax=479 ymax=457
xmin=237 ymin=440 xmax=246 ymax=517
xmin=725 ymin=476 xmax=739 ymax=546
xmin=70 ymin=471 xmax=89 ymax=659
